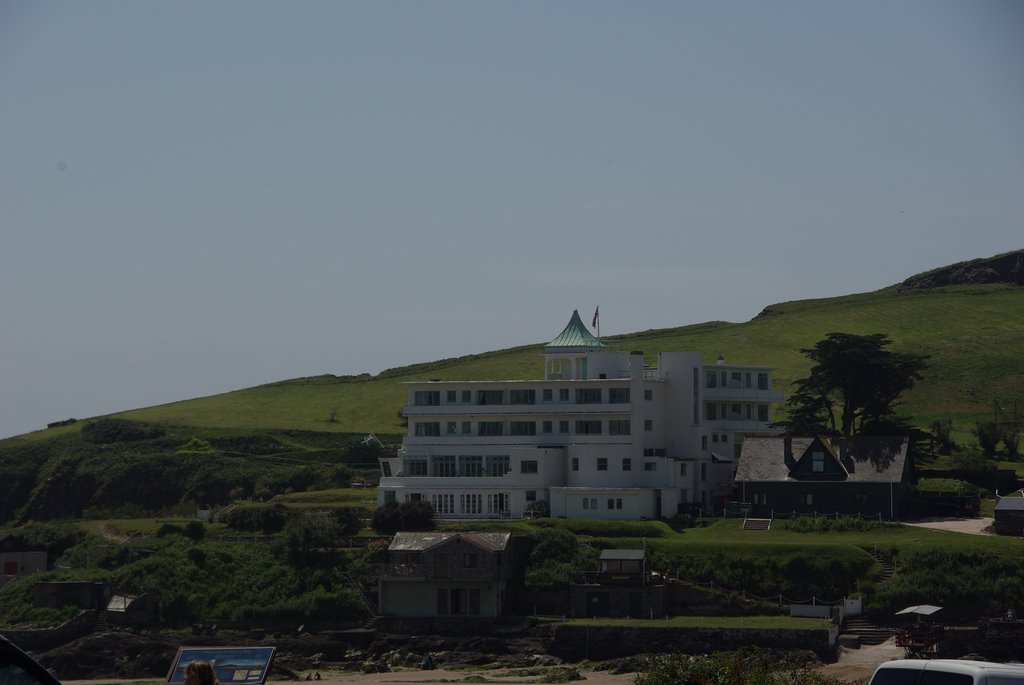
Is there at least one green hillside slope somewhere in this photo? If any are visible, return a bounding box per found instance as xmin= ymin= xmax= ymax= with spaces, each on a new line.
xmin=107 ymin=284 xmax=1024 ymax=439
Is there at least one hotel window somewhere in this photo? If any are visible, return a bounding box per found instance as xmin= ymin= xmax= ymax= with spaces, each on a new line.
xmin=414 ymin=391 xmax=440 ymax=406
xmin=713 ymin=434 xmax=719 ymax=443
xmin=576 ymin=420 xmax=602 ymax=434
xmin=812 ymin=451 xmax=825 ymax=472
xmin=609 ymin=388 xmax=630 ymax=404
xmin=542 ymin=420 xmax=553 ymax=434
xmin=745 ymin=372 xmax=752 ymax=388
xmin=510 ymin=421 xmax=537 ymax=436
xmin=487 ymin=493 xmax=508 ymax=514
xmin=520 ymin=460 xmax=538 ymax=474
xmin=644 ymin=419 xmax=653 ymax=431
xmin=721 ymin=434 xmax=728 ymax=443
xmin=745 ymin=404 xmax=752 ymax=419
xmin=462 ymin=421 xmax=472 ymax=434
xmin=706 ymin=403 xmax=717 ymax=421
xmin=576 ymin=388 xmax=602 ymax=404
xmin=478 ymin=421 xmax=504 ymax=436
xmin=460 ymin=493 xmax=482 ymax=514
xmin=415 ymin=422 xmax=440 ymax=437
xmin=447 ymin=422 xmax=457 ymax=434
xmin=460 ymin=455 xmax=483 ymax=477
xmin=559 ymin=421 xmax=570 ymax=433
xmin=559 ymin=388 xmax=570 ymax=401
xmin=609 ymin=420 xmax=631 ymax=435
xmin=571 ymin=457 xmax=579 ymax=471
xmin=446 ymin=390 xmax=456 ymax=402
xmin=702 ymin=435 xmax=708 ymax=449
xmin=701 ymin=463 xmax=707 ymax=481
xmin=525 ymin=490 xmax=537 ymax=502
xmin=680 ymin=463 xmax=688 ymax=476
xmin=462 ymin=390 xmax=472 ymax=403
xmin=731 ymin=372 xmax=742 ymax=385
xmin=644 ymin=389 xmax=653 ymax=400
xmin=705 ymin=371 xmax=717 ymax=388
xmin=510 ymin=389 xmax=536 ymax=405
xmin=486 ymin=455 xmax=510 ymax=477
xmin=597 ymin=458 xmax=608 ymax=471
xmin=758 ymin=404 xmax=769 ymax=422
xmin=757 ymin=373 xmax=769 ymax=390
xmin=622 ymin=458 xmax=632 ymax=471
xmin=431 ymin=455 xmax=456 ymax=477
xmin=731 ymin=403 xmax=742 ymax=418
xmin=644 ymin=462 xmax=657 ymax=472
xmin=406 ymin=458 xmax=427 ymax=476
xmin=432 ymin=493 xmax=455 ymax=515
xmin=655 ymin=448 xmax=666 ymax=456
xmin=543 ymin=388 xmax=553 ymax=401
xmin=477 ymin=389 xmax=504 ymax=405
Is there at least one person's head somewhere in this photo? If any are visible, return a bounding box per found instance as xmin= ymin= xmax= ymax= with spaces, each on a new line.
xmin=184 ymin=661 xmax=218 ymax=685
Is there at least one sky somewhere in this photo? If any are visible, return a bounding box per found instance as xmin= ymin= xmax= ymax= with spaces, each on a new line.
xmin=1 ymin=1 xmax=1022 ymax=440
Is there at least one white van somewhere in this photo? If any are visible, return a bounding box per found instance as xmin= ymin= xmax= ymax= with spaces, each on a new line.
xmin=869 ymin=660 xmax=1024 ymax=685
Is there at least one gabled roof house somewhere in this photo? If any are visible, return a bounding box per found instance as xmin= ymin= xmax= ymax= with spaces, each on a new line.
xmin=734 ymin=436 xmax=912 ymax=519
xmin=377 ymin=531 xmax=515 ymax=617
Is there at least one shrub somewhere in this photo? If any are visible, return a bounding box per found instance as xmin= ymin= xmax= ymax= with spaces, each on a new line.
xmin=974 ymin=421 xmax=1001 ymax=457
xmin=81 ymin=418 xmax=165 ymax=443
xmin=635 ymin=650 xmax=844 ymax=685
xmin=371 ymin=501 xmax=434 ymax=534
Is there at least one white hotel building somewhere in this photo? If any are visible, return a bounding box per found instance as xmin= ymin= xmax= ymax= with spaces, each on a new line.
xmin=377 ymin=310 xmax=784 ymax=520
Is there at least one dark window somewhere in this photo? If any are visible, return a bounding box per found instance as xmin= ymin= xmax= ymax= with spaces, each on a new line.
xmin=510 ymin=421 xmax=536 ymax=436
xmin=520 ymin=460 xmax=538 ymax=474
xmin=478 ymin=422 xmax=503 ymax=436
xmin=609 ymin=388 xmax=630 ymax=404
xmin=571 ymin=457 xmax=579 ymax=471
xmin=463 ymin=553 xmax=478 ymax=568
xmin=576 ymin=420 xmax=602 ymax=434
xmin=414 ymin=391 xmax=440 ymax=406
xmin=477 ymin=389 xmax=504 ymax=405
xmin=543 ymin=388 xmax=553 ymax=401
xmin=510 ymin=389 xmax=536 ymax=404
xmin=597 ymin=458 xmax=608 ymax=471
xmin=609 ymin=420 xmax=631 ymax=435
xmin=415 ymin=422 xmax=440 ymax=437
xmin=576 ymin=388 xmax=602 ymax=404
xmin=622 ymin=458 xmax=631 ymax=471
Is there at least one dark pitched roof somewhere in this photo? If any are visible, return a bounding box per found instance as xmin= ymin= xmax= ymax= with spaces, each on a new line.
xmin=600 ymin=549 xmax=646 ymax=561
xmin=995 ymin=497 xmax=1024 ymax=512
xmin=735 ymin=436 xmax=909 ymax=484
xmin=389 ymin=531 xmax=511 ymax=552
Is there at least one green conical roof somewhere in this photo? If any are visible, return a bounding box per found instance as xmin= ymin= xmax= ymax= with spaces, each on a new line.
xmin=545 ymin=309 xmax=604 ymax=351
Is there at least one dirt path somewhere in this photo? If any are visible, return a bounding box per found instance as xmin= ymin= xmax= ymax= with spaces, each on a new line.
xmin=901 ymin=517 xmax=993 ymax=535
xmin=819 ymin=638 xmax=904 ymax=684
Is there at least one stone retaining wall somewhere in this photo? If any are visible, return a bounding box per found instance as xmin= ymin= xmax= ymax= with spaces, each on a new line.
xmin=545 ymin=624 xmax=838 ymax=662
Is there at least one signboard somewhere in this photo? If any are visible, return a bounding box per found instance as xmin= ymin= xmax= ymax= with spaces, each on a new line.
xmin=165 ymin=647 xmax=276 ymax=685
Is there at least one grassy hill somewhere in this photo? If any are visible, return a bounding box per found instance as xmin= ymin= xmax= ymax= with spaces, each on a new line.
xmin=93 ymin=282 xmax=1024 ymax=444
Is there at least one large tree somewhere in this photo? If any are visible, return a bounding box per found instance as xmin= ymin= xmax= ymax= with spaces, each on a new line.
xmin=780 ymin=332 xmax=928 ymax=436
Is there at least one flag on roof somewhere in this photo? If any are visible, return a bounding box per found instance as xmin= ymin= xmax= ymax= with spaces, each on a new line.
xmin=592 ymin=306 xmax=599 ymax=328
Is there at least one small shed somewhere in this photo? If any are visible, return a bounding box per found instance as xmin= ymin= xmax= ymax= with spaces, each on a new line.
xmin=993 ymin=497 xmax=1024 ymax=536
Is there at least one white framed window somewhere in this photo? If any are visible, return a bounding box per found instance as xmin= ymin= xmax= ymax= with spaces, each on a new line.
xmin=622 ymin=458 xmax=632 ymax=471
xmin=460 ymin=493 xmax=482 ymax=514
xmin=571 ymin=457 xmax=579 ymax=471
xmin=432 ymin=493 xmax=455 ymax=515
xmin=812 ymin=451 xmax=825 ymax=473
xmin=597 ymin=458 xmax=608 ymax=471
xmin=447 ymin=422 xmax=457 ymax=434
